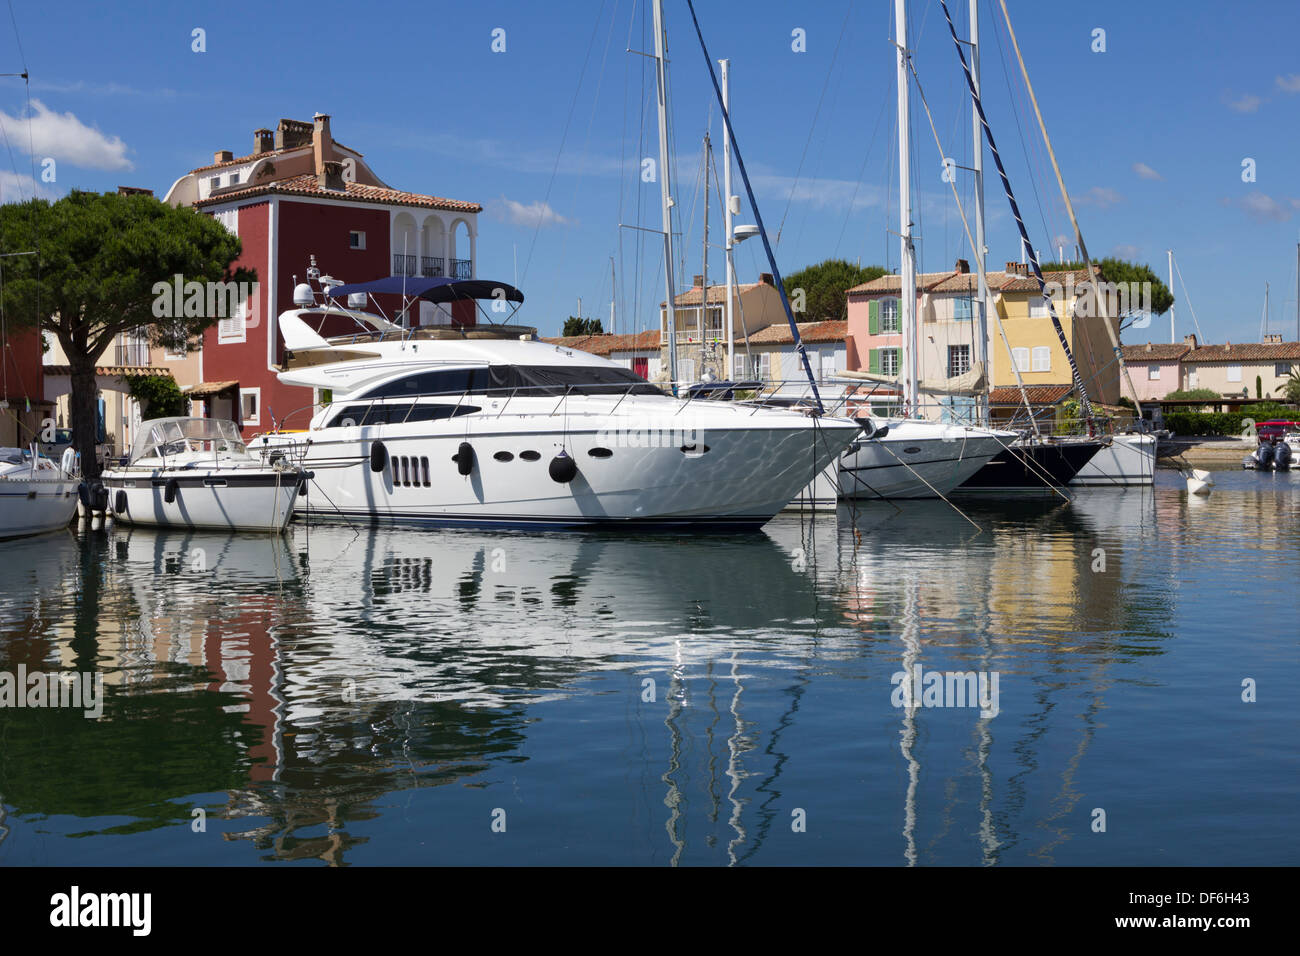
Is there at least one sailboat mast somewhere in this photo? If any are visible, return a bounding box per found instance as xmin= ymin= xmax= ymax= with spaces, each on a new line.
xmin=653 ymin=0 xmax=679 ymax=389
xmin=721 ymin=59 xmax=735 ymax=380
xmin=970 ymin=0 xmax=989 ymax=423
xmin=609 ymin=255 xmax=616 ymax=337
xmin=896 ymin=0 xmax=919 ymax=414
xmin=1168 ymin=249 xmax=1176 ymax=344
xmin=702 ymin=131 xmax=710 ymax=369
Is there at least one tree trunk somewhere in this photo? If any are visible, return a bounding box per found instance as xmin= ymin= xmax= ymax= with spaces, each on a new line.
xmin=69 ymin=361 xmax=100 ymax=479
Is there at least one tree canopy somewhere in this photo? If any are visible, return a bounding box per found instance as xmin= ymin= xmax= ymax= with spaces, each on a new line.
xmin=780 ymin=259 xmax=887 ymax=323
xmin=1044 ymin=257 xmax=1174 ymax=317
xmin=0 ymin=190 xmax=254 ymax=474
xmin=562 ymin=316 xmax=604 ymax=336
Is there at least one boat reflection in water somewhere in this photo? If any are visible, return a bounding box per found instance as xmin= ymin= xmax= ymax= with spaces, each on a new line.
xmin=1 ymin=480 xmax=1294 ymax=865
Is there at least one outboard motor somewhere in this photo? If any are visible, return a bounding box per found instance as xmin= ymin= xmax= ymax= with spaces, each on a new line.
xmin=1255 ymin=441 xmax=1275 ymax=470
xmin=1272 ymin=439 xmax=1292 ymax=471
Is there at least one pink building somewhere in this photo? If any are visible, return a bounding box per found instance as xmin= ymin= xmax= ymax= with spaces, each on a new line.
xmin=1120 ymin=342 xmax=1191 ymax=401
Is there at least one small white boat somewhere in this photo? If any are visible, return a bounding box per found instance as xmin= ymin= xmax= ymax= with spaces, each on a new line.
xmin=102 ymin=418 xmax=309 ymax=532
xmin=0 ymin=445 xmax=80 ymax=539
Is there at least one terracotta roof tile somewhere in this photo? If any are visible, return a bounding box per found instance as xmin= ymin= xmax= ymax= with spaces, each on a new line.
xmin=664 ymin=281 xmax=764 ymax=307
xmin=1183 ymin=342 xmax=1300 ymax=361
xmin=42 ymin=365 xmax=173 ymax=378
xmin=1120 ymin=342 xmax=1191 ymax=361
xmin=195 ymin=172 xmax=481 ymax=213
xmin=541 ymin=330 xmax=662 ymax=356
xmin=988 ymin=384 xmax=1073 ymax=405
xmin=745 ymin=320 xmax=847 ymax=345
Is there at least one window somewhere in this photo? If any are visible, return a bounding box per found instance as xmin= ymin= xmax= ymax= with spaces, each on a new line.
xmin=1226 ymin=364 xmax=1242 ymax=383
xmin=705 ymin=307 xmax=724 ymax=338
xmin=881 ymin=298 xmax=901 ymax=333
xmin=947 ymin=344 xmax=971 ymax=377
xmin=1012 ymin=347 xmax=1030 ymax=372
xmin=229 ymin=171 xmax=240 ymax=185
xmin=1275 ymin=363 xmax=1291 ymax=378
xmin=240 ymin=388 xmax=260 ymax=427
xmin=1188 ymin=370 xmax=1199 ymax=388
xmin=1148 ymin=365 xmax=1161 ymax=381
xmin=819 ymin=350 xmax=836 ymax=382
xmin=1031 ymin=346 xmax=1051 ymax=372
xmin=218 ymin=301 xmax=247 ymax=344
xmin=350 ymin=230 xmax=366 ymax=250
xmin=327 ymin=403 xmax=480 ymax=428
xmin=1028 ymin=296 xmax=1049 ymax=319
xmin=881 ymin=348 xmax=901 ymax=377
xmin=953 ymin=296 xmax=973 ymax=321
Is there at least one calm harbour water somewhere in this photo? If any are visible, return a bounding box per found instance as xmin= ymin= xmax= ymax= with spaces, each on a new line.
xmin=1 ymin=467 xmax=1296 ymax=866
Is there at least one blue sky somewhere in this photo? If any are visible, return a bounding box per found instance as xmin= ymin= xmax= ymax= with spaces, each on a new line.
xmin=3 ymin=0 xmax=1300 ymax=343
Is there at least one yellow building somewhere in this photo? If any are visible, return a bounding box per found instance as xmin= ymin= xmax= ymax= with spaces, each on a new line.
xmin=991 ymin=264 xmax=1122 ymax=408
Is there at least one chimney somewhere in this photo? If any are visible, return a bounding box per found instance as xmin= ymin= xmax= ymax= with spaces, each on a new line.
xmin=1264 ymin=333 xmax=1282 ymax=344
xmin=692 ymin=274 xmax=704 ymax=288
xmin=1183 ymin=333 xmax=1198 ymax=349
xmin=274 ymin=118 xmax=313 ymax=150
xmin=318 ymin=160 xmax=346 ymax=192
xmin=1144 ymin=342 xmax=1152 ymax=352
xmin=955 ymin=258 xmax=970 ymax=274
xmin=1224 ymin=341 xmax=1232 ymax=351
xmin=214 ymin=149 xmax=233 ymax=165
xmin=312 ymin=112 xmax=333 ymax=177
xmin=253 ymin=128 xmax=274 ymax=155
xmin=759 ymin=272 xmax=775 ymax=286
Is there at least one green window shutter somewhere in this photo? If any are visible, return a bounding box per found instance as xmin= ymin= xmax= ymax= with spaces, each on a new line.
xmin=869 ymin=348 xmax=881 ymax=374
xmin=869 ymin=300 xmax=880 ymax=335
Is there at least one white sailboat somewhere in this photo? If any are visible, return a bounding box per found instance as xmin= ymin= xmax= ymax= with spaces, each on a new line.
xmin=837 ymin=0 xmax=1011 ymax=501
xmin=0 ymin=445 xmax=79 ymax=540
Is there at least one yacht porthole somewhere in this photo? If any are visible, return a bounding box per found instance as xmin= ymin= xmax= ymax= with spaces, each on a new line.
xmin=494 ymin=451 xmax=514 ymax=462
xmin=520 ymin=450 xmax=541 ymax=462
xmin=588 ymin=448 xmax=613 ymax=459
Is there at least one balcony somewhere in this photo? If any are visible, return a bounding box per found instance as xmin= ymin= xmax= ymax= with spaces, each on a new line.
xmin=450 ymin=258 xmax=472 ymax=279
xmin=421 ymin=256 xmax=444 ymax=277
xmin=115 ymin=335 xmax=151 ymax=367
xmin=393 ymin=254 xmax=418 ymax=277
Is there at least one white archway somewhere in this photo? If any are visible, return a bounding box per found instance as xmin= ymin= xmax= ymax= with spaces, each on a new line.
xmin=391 ymin=212 xmax=418 ymax=276
xmin=420 ymin=215 xmax=447 ymax=276
xmin=449 ymin=218 xmax=475 ymax=279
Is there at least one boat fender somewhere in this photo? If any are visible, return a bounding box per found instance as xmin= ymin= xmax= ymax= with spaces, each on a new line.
xmin=77 ymin=481 xmax=92 ymax=509
xmin=114 ymin=490 xmax=127 ymax=514
xmin=164 ymin=477 xmax=179 ymax=504
xmin=370 ymin=440 xmax=388 ymax=473
xmin=94 ymin=483 xmax=109 ymax=512
xmin=60 ymin=447 xmax=77 ymax=476
xmin=455 ymin=441 xmax=475 ymax=476
xmin=549 ymin=449 xmax=577 ymax=484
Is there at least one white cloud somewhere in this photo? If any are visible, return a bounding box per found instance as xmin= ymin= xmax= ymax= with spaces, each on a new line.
xmin=493 ymin=197 xmax=572 ymax=228
xmin=1226 ymin=191 xmax=1294 ymax=223
xmin=1110 ymin=243 xmax=1141 ymax=260
xmin=31 ymin=79 xmax=180 ymax=99
xmin=1073 ymin=186 xmax=1123 ymax=209
xmin=0 ymin=169 xmax=59 ymax=204
xmin=1276 ymin=74 xmax=1300 ymax=93
xmin=1132 ymin=162 xmax=1163 ymax=181
xmin=1226 ymin=93 xmax=1263 ymax=113
xmin=0 ymin=99 xmax=132 ymax=171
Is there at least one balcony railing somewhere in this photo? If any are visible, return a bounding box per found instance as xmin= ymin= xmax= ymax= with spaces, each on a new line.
xmin=115 ymin=339 xmax=151 ymax=367
xmin=393 ymin=254 xmax=418 ymax=277
xmin=421 ymin=256 xmax=444 ymax=277
xmin=450 ymin=258 xmax=472 ymax=279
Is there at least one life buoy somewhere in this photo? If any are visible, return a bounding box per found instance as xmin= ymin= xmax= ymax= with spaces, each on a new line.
xmin=370 ymin=441 xmax=388 ymax=473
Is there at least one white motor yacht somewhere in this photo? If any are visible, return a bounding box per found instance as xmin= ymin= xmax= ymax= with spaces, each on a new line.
xmin=0 ymin=445 xmax=79 ymax=539
xmin=257 ymin=271 xmax=861 ymax=531
xmin=102 ymin=417 xmax=309 ymax=532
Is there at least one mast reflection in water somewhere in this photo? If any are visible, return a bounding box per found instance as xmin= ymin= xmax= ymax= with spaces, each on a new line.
xmin=0 ymin=472 xmax=1296 ymax=865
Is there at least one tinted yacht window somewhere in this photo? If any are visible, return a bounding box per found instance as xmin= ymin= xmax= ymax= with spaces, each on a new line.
xmin=366 ymin=367 xmax=486 ymax=398
xmin=327 ymin=403 xmax=479 ymax=427
xmin=486 ymin=365 xmax=662 ymax=396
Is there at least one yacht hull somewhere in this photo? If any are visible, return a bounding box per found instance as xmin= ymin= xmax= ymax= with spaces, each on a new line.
xmin=284 ymin=419 xmax=860 ymax=531
xmin=1070 ymin=434 xmax=1156 ymax=486
xmin=837 ymin=423 xmax=1009 ymax=500
xmin=103 ymin=469 xmax=302 ymax=532
xmin=0 ymin=478 xmax=79 ymax=539
xmin=958 ymin=440 xmax=1103 ymax=491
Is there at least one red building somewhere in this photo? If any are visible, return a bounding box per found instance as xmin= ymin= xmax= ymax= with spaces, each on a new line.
xmin=164 ymin=114 xmax=482 ymax=434
xmin=1 ymin=327 xmax=49 ymax=447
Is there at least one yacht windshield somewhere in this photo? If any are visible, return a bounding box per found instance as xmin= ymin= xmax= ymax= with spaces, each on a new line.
xmin=363 ymin=364 xmax=662 ymax=399
xmin=131 ymin=418 xmax=247 ymax=461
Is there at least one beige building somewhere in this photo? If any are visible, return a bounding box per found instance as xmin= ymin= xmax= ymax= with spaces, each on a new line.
xmin=1178 ymin=334 xmax=1299 ymax=399
xmin=659 ymin=273 xmax=787 ymax=384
